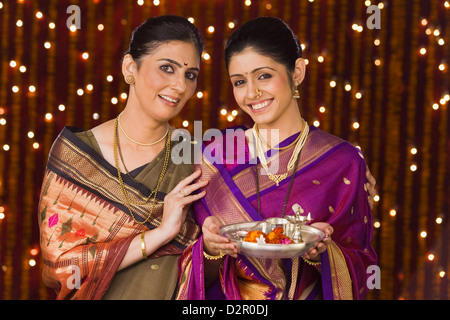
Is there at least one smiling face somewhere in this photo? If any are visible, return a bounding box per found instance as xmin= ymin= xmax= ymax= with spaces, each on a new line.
xmin=228 ymin=47 xmax=305 ymax=130
xmin=123 ymin=40 xmax=200 ymax=123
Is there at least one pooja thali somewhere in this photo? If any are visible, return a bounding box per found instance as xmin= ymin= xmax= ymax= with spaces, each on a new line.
xmin=219 ymin=217 xmax=326 ymax=259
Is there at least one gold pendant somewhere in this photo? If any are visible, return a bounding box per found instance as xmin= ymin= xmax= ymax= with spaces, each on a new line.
xmin=268 ymin=172 xmax=289 ymax=186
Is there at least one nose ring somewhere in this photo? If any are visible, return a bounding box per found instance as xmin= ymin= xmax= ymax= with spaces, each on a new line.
xmin=256 ymin=88 xmax=263 ymax=99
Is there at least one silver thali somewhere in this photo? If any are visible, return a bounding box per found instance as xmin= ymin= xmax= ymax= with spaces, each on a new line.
xmin=219 ymin=217 xmax=326 ymax=259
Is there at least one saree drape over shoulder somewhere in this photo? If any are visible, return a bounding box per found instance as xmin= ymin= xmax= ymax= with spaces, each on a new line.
xmin=39 ymin=127 xmax=200 ymax=300
xmin=177 ymin=126 xmax=377 ymax=300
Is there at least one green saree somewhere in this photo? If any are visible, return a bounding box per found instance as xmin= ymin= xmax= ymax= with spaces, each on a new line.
xmin=39 ymin=127 xmax=199 ymax=299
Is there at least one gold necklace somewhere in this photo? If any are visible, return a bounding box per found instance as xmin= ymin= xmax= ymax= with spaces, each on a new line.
xmin=254 ymin=147 xmax=301 ymax=216
xmin=117 ymin=132 xmax=139 ymax=183
xmin=252 ymin=119 xmax=309 ymax=186
xmin=118 ymin=112 xmax=169 ymax=146
xmin=254 ymin=123 xmax=302 ymax=151
xmin=113 ymin=116 xmax=171 ymax=224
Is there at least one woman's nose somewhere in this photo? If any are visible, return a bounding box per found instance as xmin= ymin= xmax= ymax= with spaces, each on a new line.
xmin=171 ymin=75 xmax=187 ymax=93
xmin=246 ymin=81 xmax=259 ymax=100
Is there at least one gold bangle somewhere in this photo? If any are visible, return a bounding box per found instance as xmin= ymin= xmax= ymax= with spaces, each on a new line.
xmin=203 ymin=250 xmax=226 ymax=261
xmin=141 ymin=232 xmax=147 ymax=259
xmin=302 ymin=256 xmax=321 ymax=266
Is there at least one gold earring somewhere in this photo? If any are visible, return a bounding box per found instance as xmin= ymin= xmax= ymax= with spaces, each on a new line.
xmin=256 ymin=88 xmax=263 ymax=99
xmin=293 ymin=81 xmax=300 ymax=99
xmin=125 ymin=75 xmax=135 ymax=84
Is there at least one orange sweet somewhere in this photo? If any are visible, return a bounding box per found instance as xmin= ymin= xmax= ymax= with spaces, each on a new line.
xmin=243 ymin=227 xmax=292 ymax=244
xmin=243 ymin=230 xmax=266 ymax=243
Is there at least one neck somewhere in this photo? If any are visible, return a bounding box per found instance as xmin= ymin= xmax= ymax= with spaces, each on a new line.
xmin=118 ymin=108 xmax=169 ymax=148
xmin=256 ymin=104 xmax=304 ymax=146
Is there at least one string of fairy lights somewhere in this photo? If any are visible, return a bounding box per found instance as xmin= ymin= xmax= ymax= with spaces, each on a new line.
xmin=1 ymin=1 xmax=448 ymax=134
xmin=0 ymin=0 xmax=448 ymax=299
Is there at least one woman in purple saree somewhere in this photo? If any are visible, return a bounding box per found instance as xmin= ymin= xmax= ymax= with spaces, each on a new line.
xmin=177 ymin=17 xmax=377 ymax=300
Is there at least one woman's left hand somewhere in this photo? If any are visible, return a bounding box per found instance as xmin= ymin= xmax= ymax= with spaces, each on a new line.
xmin=366 ymin=165 xmax=377 ymax=209
xmin=304 ymin=222 xmax=334 ymax=262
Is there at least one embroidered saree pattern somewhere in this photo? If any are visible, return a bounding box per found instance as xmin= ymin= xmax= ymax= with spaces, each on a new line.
xmin=39 ymin=127 xmax=200 ymax=299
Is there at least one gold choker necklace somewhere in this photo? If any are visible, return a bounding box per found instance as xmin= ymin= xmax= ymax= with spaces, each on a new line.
xmin=117 ymin=112 xmax=169 ymax=146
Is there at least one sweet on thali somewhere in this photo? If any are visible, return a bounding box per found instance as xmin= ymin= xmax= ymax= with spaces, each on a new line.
xmin=243 ymin=227 xmax=292 ymax=245
xmin=218 ymin=208 xmax=326 ymax=258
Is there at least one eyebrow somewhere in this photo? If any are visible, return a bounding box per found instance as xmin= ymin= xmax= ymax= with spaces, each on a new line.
xmin=230 ymin=66 xmax=276 ymax=78
xmin=157 ymin=58 xmax=200 ymax=72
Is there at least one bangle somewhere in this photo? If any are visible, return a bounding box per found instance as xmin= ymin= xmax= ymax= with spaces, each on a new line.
xmin=302 ymin=256 xmax=321 ymax=266
xmin=203 ymin=250 xmax=226 ymax=261
xmin=140 ymin=232 xmax=147 ymax=259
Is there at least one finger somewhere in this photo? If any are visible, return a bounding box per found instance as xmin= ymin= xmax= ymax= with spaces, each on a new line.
xmin=316 ymin=242 xmax=327 ymax=254
xmin=179 ymin=190 xmax=207 ymax=206
xmin=203 ymin=216 xmax=223 ymax=233
xmin=171 ymin=169 xmax=202 ymax=194
xmin=179 ymin=179 xmax=209 ymax=197
xmin=211 ymin=242 xmax=238 ymax=255
xmin=367 ymin=173 xmax=376 ymax=186
xmin=310 ymin=222 xmax=332 ymax=235
xmin=366 ymin=182 xmax=377 ymax=195
xmin=220 ymin=242 xmax=239 ymax=257
xmin=226 ymin=248 xmax=239 ymax=258
xmin=204 ymin=227 xmax=230 ymax=244
xmin=204 ymin=234 xmax=237 ymax=257
xmin=306 ymin=248 xmax=318 ymax=260
xmin=366 ymin=167 xmax=377 ymax=186
xmin=366 ymin=183 xmax=371 ymax=194
xmin=324 ymin=225 xmax=334 ymax=236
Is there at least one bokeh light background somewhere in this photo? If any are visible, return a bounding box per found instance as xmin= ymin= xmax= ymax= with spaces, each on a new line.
xmin=0 ymin=0 xmax=449 ymax=300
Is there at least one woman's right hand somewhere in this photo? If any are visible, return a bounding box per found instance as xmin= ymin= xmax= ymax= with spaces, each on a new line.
xmin=159 ymin=169 xmax=208 ymax=242
xmin=202 ymin=216 xmax=238 ymax=258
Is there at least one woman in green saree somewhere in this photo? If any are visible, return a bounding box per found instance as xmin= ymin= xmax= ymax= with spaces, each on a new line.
xmin=38 ymin=15 xmax=207 ymax=300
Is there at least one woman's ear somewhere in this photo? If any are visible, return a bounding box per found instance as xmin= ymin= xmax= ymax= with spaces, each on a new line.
xmin=292 ymin=57 xmax=306 ymax=86
xmin=122 ymin=54 xmax=137 ymax=80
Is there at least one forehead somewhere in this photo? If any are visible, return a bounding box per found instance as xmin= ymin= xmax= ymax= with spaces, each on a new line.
xmin=228 ymin=47 xmax=280 ymax=73
xmin=145 ymin=41 xmax=200 ymax=67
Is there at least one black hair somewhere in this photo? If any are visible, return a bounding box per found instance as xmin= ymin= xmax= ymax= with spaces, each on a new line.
xmin=124 ymin=15 xmax=205 ymax=68
xmin=225 ymin=17 xmax=302 ymax=77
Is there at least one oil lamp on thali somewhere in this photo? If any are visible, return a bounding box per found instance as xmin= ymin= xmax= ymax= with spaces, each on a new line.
xmin=285 ymin=203 xmax=312 ymax=243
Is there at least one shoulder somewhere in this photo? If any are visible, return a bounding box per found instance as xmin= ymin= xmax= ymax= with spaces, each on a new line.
xmin=309 ymin=127 xmax=366 ymax=164
xmin=201 ymin=125 xmax=249 ymax=150
xmin=203 ymin=125 xmax=248 ymax=144
xmin=50 ymin=122 xmax=111 ymax=158
xmin=195 ymin=125 xmax=250 ymax=167
xmin=90 ymin=119 xmax=114 ymax=146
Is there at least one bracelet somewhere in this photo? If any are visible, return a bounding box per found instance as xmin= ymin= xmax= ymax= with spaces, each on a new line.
xmin=302 ymin=256 xmax=321 ymax=266
xmin=140 ymin=232 xmax=147 ymax=259
xmin=203 ymin=250 xmax=226 ymax=261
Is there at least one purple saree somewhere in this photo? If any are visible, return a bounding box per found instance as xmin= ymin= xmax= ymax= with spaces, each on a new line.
xmin=177 ymin=126 xmax=377 ymax=300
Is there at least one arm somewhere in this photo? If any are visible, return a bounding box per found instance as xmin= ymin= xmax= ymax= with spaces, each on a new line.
xmin=201 ymin=216 xmax=238 ymax=288
xmin=118 ymin=169 xmax=208 ymax=270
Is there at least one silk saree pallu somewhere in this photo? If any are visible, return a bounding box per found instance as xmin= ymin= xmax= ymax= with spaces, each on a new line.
xmin=39 ymin=127 xmax=199 ymax=299
xmin=177 ymin=126 xmax=377 ymax=300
